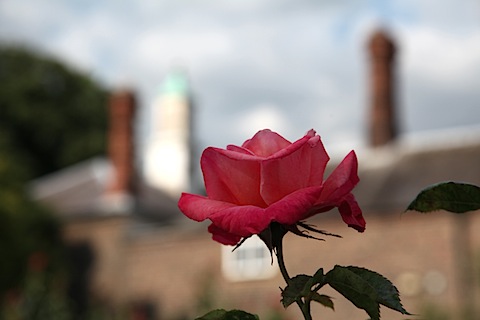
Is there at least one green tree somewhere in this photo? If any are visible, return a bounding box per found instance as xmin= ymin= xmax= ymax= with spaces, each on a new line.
xmin=0 ymin=46 xmax=108 ymax=179
xmin=0 ymin=45 xmax=109 ymax=317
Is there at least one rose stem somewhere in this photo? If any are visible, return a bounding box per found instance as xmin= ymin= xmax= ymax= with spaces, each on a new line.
xmin=276 ymin=235 xmax=313 ymax=320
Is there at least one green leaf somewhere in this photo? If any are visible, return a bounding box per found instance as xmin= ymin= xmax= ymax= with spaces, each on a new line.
xmin=195 ymin=309 xmax=259 ymax=320
xmin=345 ymin=266 xmax=410 ymax=315
xmin=326 ymin=266 xmax=411 ymax=319
xmin=281 ymin=269 xmax=327 ymax=308
xmin=282 ymin=268 xmax=333 ymax=309
xmin=311 ymin=293 xmax=334 ymax=310
xmin=326 ymin=266 xmax=380 ymax=320
xmin=196 ymin=309 xmax=227 ymax=319
xmin=407 ymin=182 xmax=480 ymax=213
xmin=308 ymin=268 xmax=325 ymax=288
xmin=281 ymin=275 xmax=312 ymax=307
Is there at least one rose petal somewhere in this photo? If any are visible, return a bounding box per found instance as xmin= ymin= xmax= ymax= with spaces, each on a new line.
xmin=267 ymin=129 xmax=316 ymax=159
xmin=178 ymin=193 xmax=236 ymax=221
xmin=208 ymin=223 xmax=242 ymax=245
xmin=226 ymin=144 xmax=256 ymax=155
xmin=241 ymin=129 xmax=291 ymax=157
xmin=319 ymin=150 xmax=359 ymax=203
xmin=261 ymin=133 xmax=329 ymax=204
xmin=209 ymin=205 xmax=271 ymax=237
xmin=338 ymin=193 xmax=366 ymax=232
xmin=201 ymin=147 xmax=266 ymax=207
xmin=207 ymin=186 xmax=324 ymax=238
xmin=267 ymin=186 xmax=325 ymax=225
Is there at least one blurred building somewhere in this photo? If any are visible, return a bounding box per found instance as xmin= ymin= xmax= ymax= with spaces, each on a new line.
xmin=30 ymin=30 xmax=480 ymax=320
xmin=143 ymin=69 xmax=193 ymax=197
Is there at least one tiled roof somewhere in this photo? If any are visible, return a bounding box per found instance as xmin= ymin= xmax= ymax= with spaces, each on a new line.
xmin=29 ymin=127 xmax=480 ymax=224
xmin=353 ymin=128 xmax=480 ymax=213
xmin=28 ymin=157 xmax=182 ymax=223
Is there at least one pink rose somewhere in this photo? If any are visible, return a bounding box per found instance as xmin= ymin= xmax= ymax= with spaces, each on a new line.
xmin=178 ymin=129 xmax=365 ymax=245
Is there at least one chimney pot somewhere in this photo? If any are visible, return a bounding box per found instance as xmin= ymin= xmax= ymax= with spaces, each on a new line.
xmin=106 ymin=89 xmax=136 ymax=196
xmin=368 ymin=29 xmax=397 ymax=147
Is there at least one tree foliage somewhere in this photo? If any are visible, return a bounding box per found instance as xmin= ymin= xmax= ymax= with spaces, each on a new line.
xmin=0 ymin=45 xmax=109 ymax=308
xmin=0 ymin=46 xmax=108 ymax=179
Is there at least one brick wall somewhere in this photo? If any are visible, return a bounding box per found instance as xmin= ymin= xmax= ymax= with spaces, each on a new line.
xmin=63 ymin=210 xmax=480 ymax=319
xmin=63 ymin=216 xmax=131 ymax=306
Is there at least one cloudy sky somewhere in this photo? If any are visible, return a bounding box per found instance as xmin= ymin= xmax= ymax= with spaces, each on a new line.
xmin=1 ymin=0 xmax=479 ymax=159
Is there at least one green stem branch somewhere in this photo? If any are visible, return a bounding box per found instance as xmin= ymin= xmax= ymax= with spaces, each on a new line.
xmin=275 ymin=234 xmax=313 ymax=320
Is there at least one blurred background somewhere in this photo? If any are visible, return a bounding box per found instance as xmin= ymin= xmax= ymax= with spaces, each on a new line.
xmin=1 ymin=0 xmax=480 ymax=319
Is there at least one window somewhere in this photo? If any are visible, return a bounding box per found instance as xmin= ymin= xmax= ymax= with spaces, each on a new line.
xmin=221 ymin=236 xmax=277 ymax=281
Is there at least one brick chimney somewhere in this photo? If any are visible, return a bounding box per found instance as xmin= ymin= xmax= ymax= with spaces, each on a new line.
xmin=368 ymin=29 xmax=397 ymax=147
xmin=106 ymin=89 xmax=136 ymax=197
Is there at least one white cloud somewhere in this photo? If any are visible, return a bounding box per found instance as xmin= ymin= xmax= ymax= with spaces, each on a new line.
xmin=396 ymin=0 xmax=480 ymax=30
xmin=1 ymin=0 xmax=479 ymax=153
xmin=402 ymin=27 xmax=480 ymax=88
xmin=132 ymin=28 xmax=234 ymax=73
xmin=234 ymin=104 xmax=292 ymax=142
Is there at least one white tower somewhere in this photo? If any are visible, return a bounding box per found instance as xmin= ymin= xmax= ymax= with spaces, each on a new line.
xmin=144 ymin=70 xmax=192 ymax=197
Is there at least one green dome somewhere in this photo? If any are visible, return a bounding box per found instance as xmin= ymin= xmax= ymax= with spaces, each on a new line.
xmin=161 ymin=70 xmax=189 ymax=96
